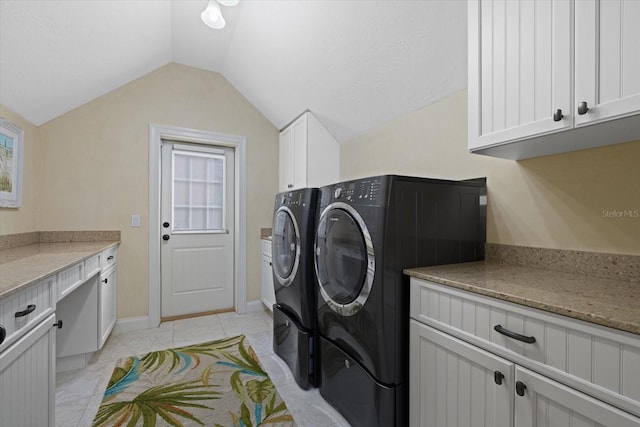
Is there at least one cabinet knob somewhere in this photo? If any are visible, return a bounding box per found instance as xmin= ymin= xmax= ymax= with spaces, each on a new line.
xmin=578 ymin=101 xmax=589 ymax=115
xmin=494 ymin=371 xmax=504 ymax=385
xmin=162 ymin=234 xmax=170 ymax=241
xmin=163 ymin=221 xmax=170 ymax=228
xmin=287 ymin=184 xmax=293 ymax=188
xmin=516 ymin=381 xmax=527 ymax=397
xmin=102 ymin=278 xmax=108 ymax=284
xmin=553 ymin=109 xmax=563 ymax=122
xmin=0 ymin=325 xmax=6 ymax=345
xmin=53 ymin=320 xmax=63 ymax=329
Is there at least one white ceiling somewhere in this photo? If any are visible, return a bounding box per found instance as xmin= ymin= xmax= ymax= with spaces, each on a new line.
xmin=0 ymin=0 xmax=467 ymax=143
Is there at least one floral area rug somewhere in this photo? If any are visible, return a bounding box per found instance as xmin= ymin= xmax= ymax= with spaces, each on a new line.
xmin=92 ymin=335 xmax=295 ymax=427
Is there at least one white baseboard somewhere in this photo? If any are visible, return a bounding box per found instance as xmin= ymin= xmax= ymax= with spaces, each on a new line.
xmin=113 ymin=316 xmax=150 ymax=334
xmin=245 ymin=299 xmax=266 ymax=313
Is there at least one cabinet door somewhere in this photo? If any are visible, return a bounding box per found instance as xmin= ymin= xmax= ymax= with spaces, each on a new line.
xmin=279 ymin=127 xmax=295 ymax=192
xmin=514 ymin=366 xmax=640 ymax=427
xmin=291 ymin=116 xmax=307 ymax=190
xmin=261 ymin=254 xmax=275 ymax=311
xmin=98 ymin=266 xmax=117 ymax=349
xmin=0 ymin=314 xmax=56 ymax=427
xmin=575 ymin=0 xmax=640 ymax=127
xmin=410 ymin=320 xmax=514 ymax=427
xmin=468 ymin=0 xmax=572 ymax=150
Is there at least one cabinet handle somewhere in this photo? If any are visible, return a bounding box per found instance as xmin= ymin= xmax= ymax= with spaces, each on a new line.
xmin=516 ymin=381 xmax=527 ymax=397
xmin=15 ymin=304 xmax=36 ymax=318
xmin=53 ymin=320 xmax=63 ymax=329
xmin=107 ymin=255 xmax=114 ymax=261
xmin=578 ymin=101 xmax=589 ymax=115
xmin=494 ymin=371 xmax=504 ymax=385
xmin=287 ymin=184 xmax=293 ymax=188
xmin=269 ymin=262 xmax=272 ymax=266
xmin=0 ymin=325 xmax=6 ymax=345
xmin=553 ymin=109 xmax=563 ymax=122
xmin=494 ymin=324 xmax=536 ymax=344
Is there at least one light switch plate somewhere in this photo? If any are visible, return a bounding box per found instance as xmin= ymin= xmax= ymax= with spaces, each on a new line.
xmin=131 ymin=214 xmax=140 ymax=227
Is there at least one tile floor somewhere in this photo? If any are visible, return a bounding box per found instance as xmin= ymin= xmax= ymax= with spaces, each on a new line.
xmin=55 ymin=309 xmax=350 ymax=427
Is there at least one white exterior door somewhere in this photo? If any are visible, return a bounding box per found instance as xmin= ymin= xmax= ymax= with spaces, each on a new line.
xmin=160 ymin=141 xmax=235 ymax=318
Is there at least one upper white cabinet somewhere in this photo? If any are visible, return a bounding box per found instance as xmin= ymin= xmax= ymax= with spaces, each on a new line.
xmin=279 ymin=111 xmax=340 ymax=192
xmin=468 ymin=0 xmax=640 ymax=160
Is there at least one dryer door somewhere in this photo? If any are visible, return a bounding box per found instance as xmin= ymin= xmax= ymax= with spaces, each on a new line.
xmin=315 ymin=202 xmax=375 ymax=316
xmin=272 ymin=206 xmax=300 ymax=287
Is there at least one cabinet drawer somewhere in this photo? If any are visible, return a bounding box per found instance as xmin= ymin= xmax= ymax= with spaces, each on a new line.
xmin=100 ymin=245 xmax=117 ymax=270
xmin=0 ymin=277 xmax=55 ymax=353
xmin=84 ymin=253 xmax=101 ymax=279
xmin=410 ymin=277 xmax=640 ymax=417
xmin=57 ymin=262 xmax=84 ymax=300
xmin=261 ymin=239 xmax=272 ymax=257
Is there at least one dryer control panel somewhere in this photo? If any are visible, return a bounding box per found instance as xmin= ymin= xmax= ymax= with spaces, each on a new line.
xmin=328 ymin=176 xmax=388 ymax=205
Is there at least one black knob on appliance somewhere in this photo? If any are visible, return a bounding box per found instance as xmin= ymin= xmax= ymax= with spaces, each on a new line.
xmin=578 ymin=101 xmax=589 ymax=115
xmin=53 ymin=320 xmax=63 ymax=329
xmin=162 ymin=234 xmax=170 ymax=241
xmin=163 ymin=222 xmax=170 ymax=228
xmin=0 ymin=325 xmax=6 ymax=345
xmin=553 ymin=109 xmax=563 ymax=121
xmin=516 ymin=381 xmax=527 ymax=397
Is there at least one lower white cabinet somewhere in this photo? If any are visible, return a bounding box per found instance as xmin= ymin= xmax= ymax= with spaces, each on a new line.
xmin=0 ymin=314 xmax=56 ymax=427
xmin=260 ymin=239 xmax=275 ymax=311
xmin=410 ymin=320 xmax=513 ymax=427
xmin=409 ymin=278 xmax=640 ymax=426
xmin=98 ymin=264 xmax=117 ymax=348
xmin=515 ymin=366 xmax=640 ymax=427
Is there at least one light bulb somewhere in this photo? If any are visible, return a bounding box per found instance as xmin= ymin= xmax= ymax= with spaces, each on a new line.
xmin=201 ymin=0 xmax=226 ymax=29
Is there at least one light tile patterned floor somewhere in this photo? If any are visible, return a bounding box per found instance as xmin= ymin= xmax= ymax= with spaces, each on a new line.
xmin=55 ymin=309 xmax=350 ymax=427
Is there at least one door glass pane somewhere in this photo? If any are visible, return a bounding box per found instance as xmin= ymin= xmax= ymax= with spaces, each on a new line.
xmin=172 ymin=150 xmax=225 ymax=232
xmin=316 ymin=209 xmax=367 ymax=304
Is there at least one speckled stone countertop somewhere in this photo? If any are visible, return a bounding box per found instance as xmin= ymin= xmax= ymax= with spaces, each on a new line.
xmin=0 ymin=241 xmax=119 ymax=299
xmin=404 ymin=261 xmax=640 ymax=336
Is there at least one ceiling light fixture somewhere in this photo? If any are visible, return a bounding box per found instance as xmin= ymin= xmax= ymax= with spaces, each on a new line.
xmin=201 ymin=0 xmax=238 ymax=30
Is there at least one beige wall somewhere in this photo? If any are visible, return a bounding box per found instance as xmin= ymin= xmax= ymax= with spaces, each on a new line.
xmin=36 ymin=63 xmax=279 ymax=318
xmin=0 ymin=106 xmax=43 ymax=234
xmin=341 ymin=90 xmax=640 ymax=256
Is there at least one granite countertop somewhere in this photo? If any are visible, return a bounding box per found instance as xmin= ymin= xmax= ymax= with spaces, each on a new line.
xmin=0 ymin=241 xmax=119 ymax=299
xmin=404 ymin=261 xmax=640 ymax=336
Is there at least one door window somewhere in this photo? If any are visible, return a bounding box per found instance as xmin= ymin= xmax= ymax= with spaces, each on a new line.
xmin=172 ymin=150 xmax=225 ymax=232
xmin=272 ymin=209 xmax=298 ymax=282
xmin=316 ymin=208 xmax=369 ymax=308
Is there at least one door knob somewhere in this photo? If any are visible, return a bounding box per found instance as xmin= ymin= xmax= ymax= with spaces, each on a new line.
xmin=162 ymin=234 xmax=170 ymax=241
xmin=163 ymin=222 xmax=170 ymax=228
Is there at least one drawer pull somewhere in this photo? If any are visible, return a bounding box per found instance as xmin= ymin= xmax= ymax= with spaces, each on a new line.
xmin=107 ymin=255 xmax=114 ymax=261
xmin=494 ymin=324 xmax=536 ymax=344
xmin=15 ymin=304 xmax=36 ymax=318
xmin=0 ymin=325 xmax=5 ymax=345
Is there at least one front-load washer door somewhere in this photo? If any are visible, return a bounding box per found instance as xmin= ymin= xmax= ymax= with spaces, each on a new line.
xmin=315 ymin=202 xmax=375 ymax=316
xmin=273 ymin=206 xmax=300 ymax=287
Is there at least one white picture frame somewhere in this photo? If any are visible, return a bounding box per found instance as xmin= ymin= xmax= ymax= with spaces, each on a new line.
xmin=0 ymin=117 xmax=24 ymax=208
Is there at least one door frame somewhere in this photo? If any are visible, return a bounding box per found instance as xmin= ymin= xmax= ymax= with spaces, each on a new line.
xmin=148 ymin=124 xmax=247 ymax=328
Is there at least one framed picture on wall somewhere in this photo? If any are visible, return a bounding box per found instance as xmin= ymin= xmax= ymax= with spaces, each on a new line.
xmin=0 ymin=117 xmax=24 ymax=208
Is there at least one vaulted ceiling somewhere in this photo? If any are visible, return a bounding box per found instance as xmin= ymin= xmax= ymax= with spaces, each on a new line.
xmin=0 ymin=0 xmax=467 ymax=142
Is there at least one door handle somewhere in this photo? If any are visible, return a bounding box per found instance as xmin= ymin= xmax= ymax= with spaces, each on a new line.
xmin=162 ymin=234 xmax=170 ymax=241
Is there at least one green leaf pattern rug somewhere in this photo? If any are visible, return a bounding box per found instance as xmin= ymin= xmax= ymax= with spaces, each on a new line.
xmin=93 ymin=335 xmax=295 ymax=427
